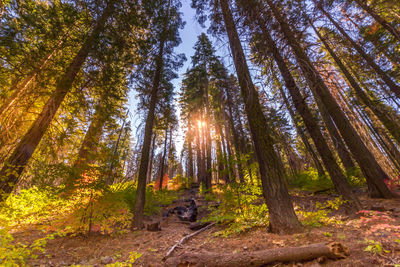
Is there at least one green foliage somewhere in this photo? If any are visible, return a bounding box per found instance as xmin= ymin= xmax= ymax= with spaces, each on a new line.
xmin=346 ymin=167 xmax=365 ymax=187
xmin=171 ymin=174 xmax=190 ymax=190
xmin=203 ymin=182 xmax=269 ymax=236
xmin=289 ymin=168 xmax=333 ymax=192
xmin=0 ymin=186 xmax=71 ymax=227
xmin=0 ymin=228 xmax=66 ymax=266
xmin=364 ymin=239 xmax=385 ymax=255
xmin=0 ymin=182 xmax=177 ymax=236
xmin=104 ymin=251 xmax=143 ymax=267
xmin=122 ymin=183 xmax=177 ymax=217
xmin=296 ymin=197 xmax=346 ymax=227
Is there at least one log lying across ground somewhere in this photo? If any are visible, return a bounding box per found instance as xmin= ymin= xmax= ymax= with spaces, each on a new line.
xmin=165 ymin=242 xmax=349 ymax=267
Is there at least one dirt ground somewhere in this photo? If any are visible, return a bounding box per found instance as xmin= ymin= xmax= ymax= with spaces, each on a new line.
xmin=11 ymin=188 xmax=400 ymax=266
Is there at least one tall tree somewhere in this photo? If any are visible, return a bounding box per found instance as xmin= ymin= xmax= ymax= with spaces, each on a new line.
xmin=132 ymin=0 xmax=184 ymax=228
xmin=265 ymin=0 xmax=394 ymax=198
xmin=192 ymin=0 xmax=302 ymax=233
xmin=0 ymin=1 xmax=117 ymax=199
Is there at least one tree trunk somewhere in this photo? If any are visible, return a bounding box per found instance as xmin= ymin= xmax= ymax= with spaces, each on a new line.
xmin=246 ymin=3 xmax=360 ymax=210
xmin=267 ymin=0 xmax=393 ymax=198
xmin=279 ymin=85 xmax=326 ymax=177
xmin=165 ymin=242 xmax=349 ymax=267
xmin=196 ymin=123 xmax=205 ymax=185
xmin=217 ymin=123 xmax=230 ymax=183
xmin=224 ymin=90 xmax=245 ymax=183
xmin=146 ymin=134 xmax=156 ymax=184
xmin=204 ymin=81 xmax=213 ymax=190
xmin=0 ymin=2 xmax=115 ymax=200
xmin=187 ymin=129 xmax=194 ymax=183
xmin=315 ymin=97 xmax=356 ymax=171
xmin=159 ymin=128 xmax=169 ymax=190
xmin=318 ymin=5 xmax=400 ymax=99
xmin=219 ymin=0 xmax=302 ymax=234
xmin=311 ymin=22 xmax=400 ymax=145
xmin=133 ymin=0 xmax=169 ymax=226
xmin=73 ymin=104 xmax=106 ymax=172
xmin=353 ymin=0 xmax=400 ymax=42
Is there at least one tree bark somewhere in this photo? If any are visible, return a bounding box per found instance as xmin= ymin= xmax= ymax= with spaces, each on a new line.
xmin=0 ymin=2 xmax=115 ymax=200
xmin=219 ymin=0 xmax=302 ymax=234
xmin=165 ymin=242 xmax=349 ymax=267
xmin=267 ymin=0 xmax=393 ymax=198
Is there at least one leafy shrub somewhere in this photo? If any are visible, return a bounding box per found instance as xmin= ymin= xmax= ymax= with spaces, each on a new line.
xmin=0 ymin=186 xmax=73 ymax=228
xmin=203 ymin=182 xmax=268 ymax=236
xmin=296 ymin=197 xmax=345 ymax=227
xmin=1 ymin=182 xmax=177 ymax=236
xmin=289 ymin=168 xmax=333 ymax=192
xmin=0 ymin=228 xmax=66 ymax=266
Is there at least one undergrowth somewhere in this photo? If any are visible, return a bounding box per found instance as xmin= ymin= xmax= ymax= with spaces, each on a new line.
xmin=296 ymin=197 xmax=346 ymax=227
xmin=0 ymin=182 xmax=177 ymax=265
xmin=289 ymin=167 xmax=365 ymax=192
xmin=203 ymin=181 xmax=269 ymax=236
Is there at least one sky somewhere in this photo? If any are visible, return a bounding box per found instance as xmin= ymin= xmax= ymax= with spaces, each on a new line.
xmin=127 ymin=0 xmax=207 ymax=155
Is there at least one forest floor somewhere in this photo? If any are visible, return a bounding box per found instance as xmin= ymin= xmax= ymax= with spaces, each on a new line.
xmin=11 ymin=187 xmax=400 ymax=266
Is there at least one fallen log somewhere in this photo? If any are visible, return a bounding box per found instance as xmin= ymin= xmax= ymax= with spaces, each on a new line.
xmin=163 ymin=222 xmax=216 ymax=261
xmin=165 ymin=242 xmax=349 ymax=267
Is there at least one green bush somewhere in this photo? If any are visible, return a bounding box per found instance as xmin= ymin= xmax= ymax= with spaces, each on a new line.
xmin=296 ymin=197 xmax=346 ymax=227
xmin=203 ymin=182 xmax=268 ymax=236
xmin=289 ymin=168 xmax=333 ymax=192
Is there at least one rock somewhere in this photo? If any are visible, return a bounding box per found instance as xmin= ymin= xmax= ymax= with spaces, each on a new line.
xmin=146 ymin=221 xmax=161 ymax=231
xmin=101 ymin=256 xmax=114 ymax=265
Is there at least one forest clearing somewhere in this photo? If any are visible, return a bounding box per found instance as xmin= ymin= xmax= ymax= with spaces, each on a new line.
xmin=1 ymin=0 xmax=400 ymax=266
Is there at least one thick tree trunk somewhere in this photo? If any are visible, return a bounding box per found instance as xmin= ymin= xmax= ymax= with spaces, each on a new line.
xmin=353 ymin=0 xmax=400 ymax=42
xmin=247 ymin=4 xmax=360 ymax=210
xmin=0 ymin=2 xmax=115 ymax=200
xmin=318 ymin=5 xmax=400 ymax=99
xmin=267 ymin=0 xmax=393 ymax=198
xmin=311 ymin=23 xmax=400 ymax=145
xmin=219 ymin=0 xmax=302 ymax=234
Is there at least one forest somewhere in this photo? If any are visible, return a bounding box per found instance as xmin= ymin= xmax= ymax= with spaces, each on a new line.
xmin=0 ymin=0 xmax=399 ymax=266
